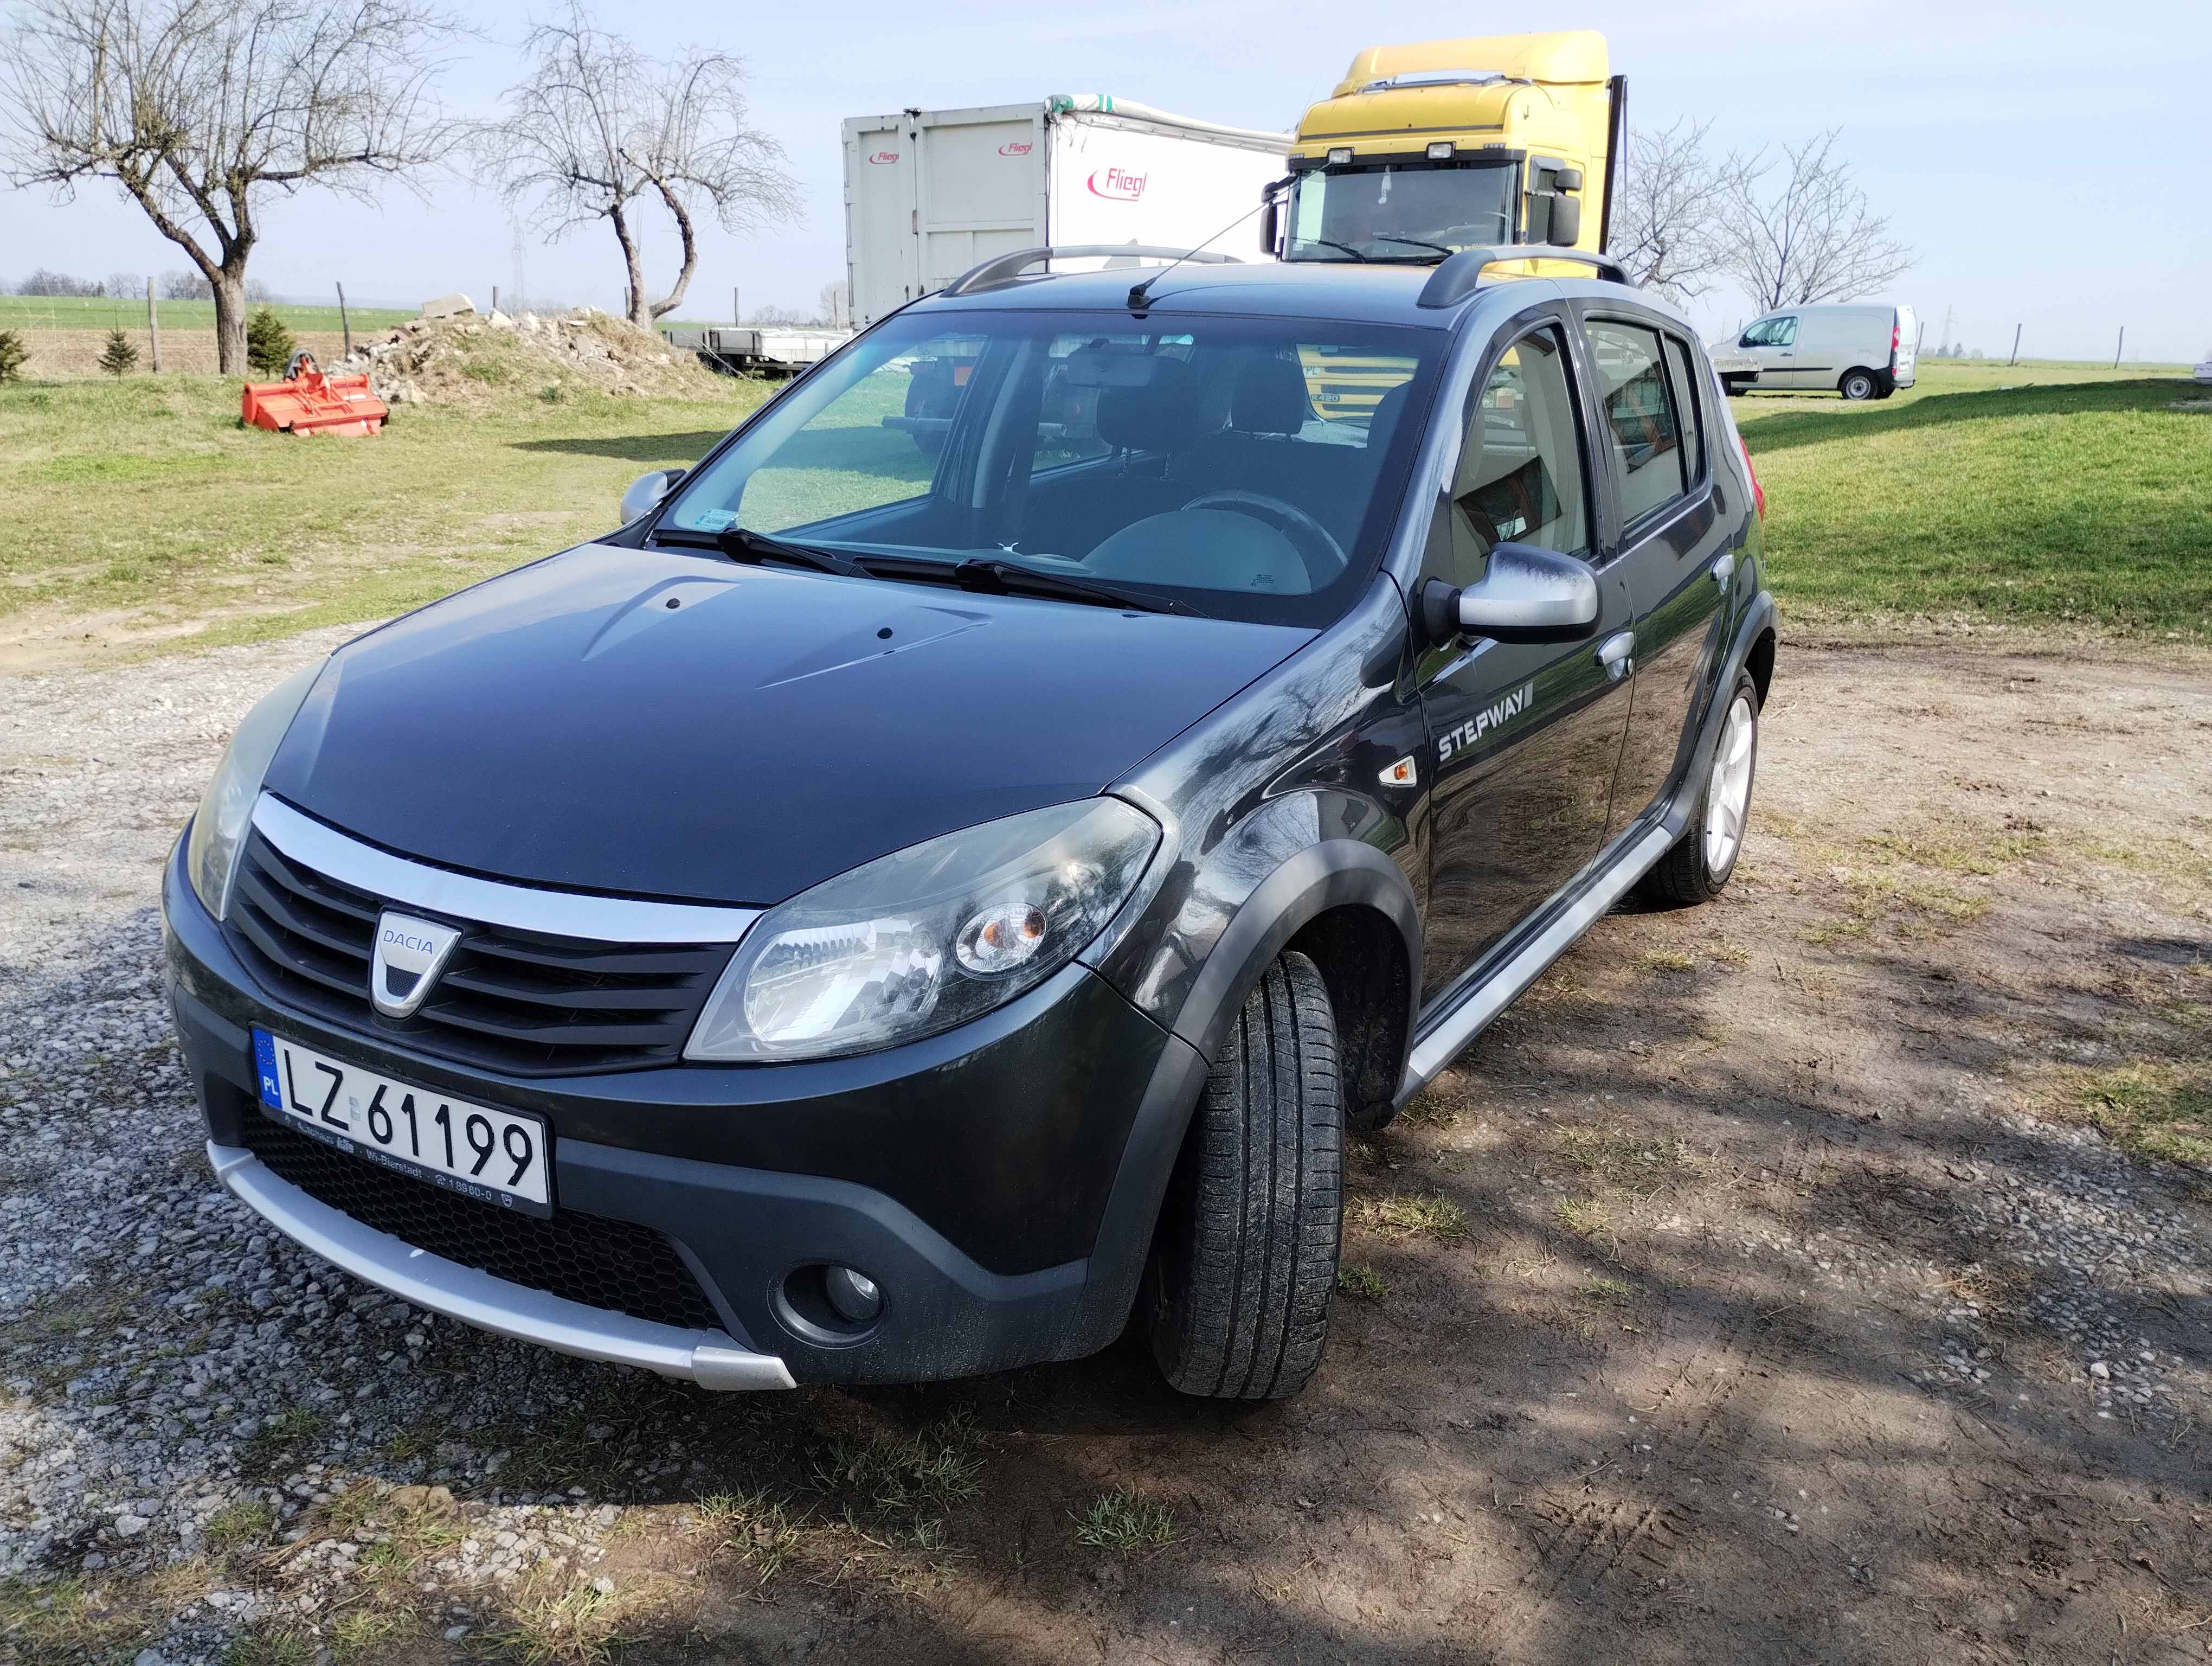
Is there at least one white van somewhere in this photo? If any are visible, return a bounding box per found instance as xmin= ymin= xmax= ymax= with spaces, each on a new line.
xmin=1719 ymin=303 xmax=1917 ymax=400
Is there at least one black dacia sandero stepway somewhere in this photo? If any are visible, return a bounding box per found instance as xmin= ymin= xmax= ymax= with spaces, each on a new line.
xmin=163 ymin=245 xmax=1776 ymax=1400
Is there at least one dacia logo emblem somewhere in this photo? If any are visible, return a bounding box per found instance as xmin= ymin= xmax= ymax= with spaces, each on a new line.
xmin=371 ymin=911 xmax=464 ymax=1018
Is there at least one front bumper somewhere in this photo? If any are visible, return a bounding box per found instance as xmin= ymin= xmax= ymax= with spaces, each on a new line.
xmin=164 ymin=835 xmax=1206 ymax=1387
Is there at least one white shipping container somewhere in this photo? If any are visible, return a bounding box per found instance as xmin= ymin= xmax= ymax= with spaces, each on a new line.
xmin=843 ymin=96 xmax=1289 ymax=328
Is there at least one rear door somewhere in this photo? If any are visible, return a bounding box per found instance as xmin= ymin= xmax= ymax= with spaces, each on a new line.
xmin=913 ymin=105 xmax=1047 ymax=302
xmin=1415 ymin=311 xmax=1635 ymax=1001
xmin=844 ymin=116 xmax=922 ymax=326
xmin=1579 ymin=311 xmax=1733 ymax=831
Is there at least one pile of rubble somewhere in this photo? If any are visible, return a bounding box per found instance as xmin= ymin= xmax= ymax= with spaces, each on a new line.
xmin=334 ymin=298 xmax=727 ymax=407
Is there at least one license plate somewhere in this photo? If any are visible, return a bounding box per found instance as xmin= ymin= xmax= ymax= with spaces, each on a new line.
xmin=252 ymin=1029 xmax=553 ymax=1216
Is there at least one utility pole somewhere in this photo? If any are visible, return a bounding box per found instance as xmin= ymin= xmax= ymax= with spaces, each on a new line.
xmin=2008 ymin=324 xmax=2021 ymax=366
xmin=1938 ymin=305 xmax=1954 ymax=356
xmin=146 ymin=277 xmax=162 ymax=374
xmin=492 ymin=284 xmax=500 ymax=313
xmin=732 ymin=285 xmax=741 ymax=325
xmin=336 ymin=283 xmax=353 ymax=358
xmin=2113 ymin=326 xmax=2125 ymax=369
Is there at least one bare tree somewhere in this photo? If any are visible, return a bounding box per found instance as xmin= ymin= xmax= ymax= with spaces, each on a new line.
xmin=1716 ymin=129 xmax=1913 ymax=311
xmin=483 ymin=5 xmax=800 ymax=331
xmin=1611 ymin=119 xmax=1746 ymax=302
xmin=1 ymin=0 xmax=462 ymax=373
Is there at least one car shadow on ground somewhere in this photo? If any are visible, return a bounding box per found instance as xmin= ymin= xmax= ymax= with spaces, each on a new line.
xmin=507 ymin=431 xmax=733 ymax=464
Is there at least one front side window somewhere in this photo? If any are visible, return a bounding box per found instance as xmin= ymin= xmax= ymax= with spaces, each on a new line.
xmin=1584 ymin=321 xmax=1686 ymax=526
xmin=657 ymin=310 xmax=1446 ymax=628
xmin=1740 ymin=316 xmax=1799 ymax=348
xmin=1288 ymin=163 xmax=1516 ymax=261
xmin=1426 ymin=325 xmax=1590 ymax=592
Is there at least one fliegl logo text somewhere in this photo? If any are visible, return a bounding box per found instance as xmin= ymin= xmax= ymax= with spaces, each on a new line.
xmin=1086 ymin=165 xmax=1148 ymax=201
xmin=999 ymin=141 xmax=1033 ymax=156
xmin=1437 ymin=682 xmax=1535 ymax=761
xmin=867 ymin=150 xmax=900 ymax=165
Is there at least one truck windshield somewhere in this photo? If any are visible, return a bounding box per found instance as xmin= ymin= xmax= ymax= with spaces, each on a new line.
xmin=1287 ymin=163 xmax=1516 ymax=261
xmin=653 ymin=309 xmax=1446 ymax=629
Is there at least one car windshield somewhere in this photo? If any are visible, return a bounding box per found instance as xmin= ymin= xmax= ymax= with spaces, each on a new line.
xmin=653 ymin=309 xmax=1446 ymax=627
xmin=1287 ymin=163 xmax=1516 ymax=261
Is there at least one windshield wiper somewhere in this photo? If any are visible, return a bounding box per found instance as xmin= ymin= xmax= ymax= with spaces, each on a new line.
xmin=1372 ymin=234 xmax=1455 ymax=260
xmin=947 ymin=558 xmax=1210 ymax=618
xmin=654 ymin=524 xmax=872 ymax=579
xmin=1300 ymin=239 xmax=1369 ymax=263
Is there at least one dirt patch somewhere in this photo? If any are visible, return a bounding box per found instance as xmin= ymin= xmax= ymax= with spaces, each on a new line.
xmin=336 ymin=309 xmax=728 ymax=407
xmin=3 ymin=640 xmax=2208 ymax=1663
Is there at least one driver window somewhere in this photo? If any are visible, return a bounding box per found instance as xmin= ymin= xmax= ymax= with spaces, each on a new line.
xmin=1770 ymin=316 xmax=1798 ymax=347
xmin=1425 ymin=325 xmax=1590 ymax=591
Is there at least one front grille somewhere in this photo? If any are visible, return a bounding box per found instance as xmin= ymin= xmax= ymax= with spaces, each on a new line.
xmin=225 ymin=831 xmax=736 ymax=1075
xmin=241 ymin=1113 xmax=725 ymax=1333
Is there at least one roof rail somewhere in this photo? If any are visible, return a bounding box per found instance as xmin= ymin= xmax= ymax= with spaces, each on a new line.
xmin=942 ymin=245 xmax=1243 ymax=298
xmin=1416 ymin=246 xmax=1633 ymax=309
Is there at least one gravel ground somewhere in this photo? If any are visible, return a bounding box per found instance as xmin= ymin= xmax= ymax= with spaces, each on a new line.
xmin=3 ymin=635 xmax=2209 ymax=1665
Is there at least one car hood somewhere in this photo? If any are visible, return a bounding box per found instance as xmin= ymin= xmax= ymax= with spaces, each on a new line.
xmin=264 ymin=543 xmax=1310 ymax=906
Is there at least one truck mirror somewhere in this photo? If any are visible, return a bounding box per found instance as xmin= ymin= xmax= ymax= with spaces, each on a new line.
xmin=1548 ymin=195 xmax=1581 ymax=248
xmin=1259 ymin=201 xmax=1280 ymax=255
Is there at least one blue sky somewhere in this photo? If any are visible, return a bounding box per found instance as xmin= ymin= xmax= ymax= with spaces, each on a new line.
xmin=7 ymin=0 xmax=2209 ymax=361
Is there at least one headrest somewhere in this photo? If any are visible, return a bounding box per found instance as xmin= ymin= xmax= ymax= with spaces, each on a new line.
xmin=1366 ymin=380 xmax=1413 ymax=453
xmin=1230 ymin=354 xmax=1313 ymax=435
xmin=1096 ymin=357 xmax=1201 ymax=452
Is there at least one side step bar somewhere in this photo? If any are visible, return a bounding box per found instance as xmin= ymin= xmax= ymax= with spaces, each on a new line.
xmin=1397 ymin=822 xmax=1675 ymax=1101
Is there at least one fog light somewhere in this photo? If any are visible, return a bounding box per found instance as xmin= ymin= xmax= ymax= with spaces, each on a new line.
xmin=824 ymin=1265 xmax=883 ymax=1325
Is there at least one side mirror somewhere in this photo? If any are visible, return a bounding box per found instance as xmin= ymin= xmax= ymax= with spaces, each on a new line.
xmin=1548 ymin=194 xmax=1581 ymax=248
xmin=1259 ymin=200 xmax=1281 ymax=255
xmin=1420 ymin=543 xmax=1599 ymax=645
xmin=621 ymin=467 xmax=684 ymax=523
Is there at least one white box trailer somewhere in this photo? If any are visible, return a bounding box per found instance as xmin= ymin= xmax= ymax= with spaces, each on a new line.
xmin=843 ymin=95 xmax=1290 ymax=327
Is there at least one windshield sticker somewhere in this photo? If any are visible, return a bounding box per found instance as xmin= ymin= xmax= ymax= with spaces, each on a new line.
xmin=686 ymin=508 xmax=737 ymax=532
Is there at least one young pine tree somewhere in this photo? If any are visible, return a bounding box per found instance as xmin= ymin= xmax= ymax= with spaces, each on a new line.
xmin=97 ymin=329 xmax=140 ymax=379
xmin=246 ymin=307 xmax=297 ymax=378
xmin=0 ymin=329 xmax=27 ymax=383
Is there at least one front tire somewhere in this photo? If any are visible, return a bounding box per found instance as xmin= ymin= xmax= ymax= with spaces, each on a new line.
xmin=1641 ymin=670 xmax=1761 ymax=907
xmin=1146 ymin=951 xmax=1343 ymax=1401
xmin=1839 ymin=368 xmax=1880 ymax=401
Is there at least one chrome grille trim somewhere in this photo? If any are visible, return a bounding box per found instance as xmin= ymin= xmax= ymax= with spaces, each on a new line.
xmin=250 ymin=795 xmax=761 ymax=946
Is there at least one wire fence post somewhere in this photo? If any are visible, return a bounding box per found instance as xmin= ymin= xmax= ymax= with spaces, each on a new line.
xmin=146 ymin=277 xmax=162 ymax=374
xmin=2008 ymin=324 xmax=2021 ymax=367
xmin=336 ymin=283 xmax=352 ymax=358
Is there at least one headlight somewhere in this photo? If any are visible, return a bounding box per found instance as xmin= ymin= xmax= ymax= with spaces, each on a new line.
xmin=185 ymin=660 xmax=325 ymax=919
xmin=686 ymin=798 xmax=1160 ymax=1062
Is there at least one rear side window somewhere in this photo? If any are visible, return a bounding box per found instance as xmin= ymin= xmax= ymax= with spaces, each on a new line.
xmin=1427 ymin=324 xmax=1590 ymax=589
xmin=1661 ymin=336 xmax=1706 ymax=489
xmin=1583 ymin=320 xmax=1686 ymax=526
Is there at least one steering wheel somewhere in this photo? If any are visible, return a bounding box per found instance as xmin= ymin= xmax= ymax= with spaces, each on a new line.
xmin=1178 ymin=491 xmax=1347 ymax=589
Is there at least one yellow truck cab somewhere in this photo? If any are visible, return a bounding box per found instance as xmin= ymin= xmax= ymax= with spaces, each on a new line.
xmin=1266 ymin=30 xmax=1623 ymax=267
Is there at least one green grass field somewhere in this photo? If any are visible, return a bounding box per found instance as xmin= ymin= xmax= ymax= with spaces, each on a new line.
xmin=0 ymin=375 xmax=769 ymax=665
xmin=0 ymin=294 xmax=417 ymax=333
xmin=1 ymin=356 xmax=2204 ymax=668
xmin=1734 ymin=360 xmax=2210 ymax=639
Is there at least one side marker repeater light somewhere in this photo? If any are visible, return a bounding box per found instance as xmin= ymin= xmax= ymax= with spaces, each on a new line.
xmin=1381 ymin=756 xmax=1418 ymax=789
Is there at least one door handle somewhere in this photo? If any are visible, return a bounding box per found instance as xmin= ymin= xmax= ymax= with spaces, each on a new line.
xmin=1595 ymin=630 xmax=1635 ymax=682
xmin=1712 ymin=551 xmax=1735 ymax=587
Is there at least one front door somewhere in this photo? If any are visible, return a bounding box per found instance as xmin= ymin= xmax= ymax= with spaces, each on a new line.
xmin=1579 ymin=315 xmax=1733 ymax=830
xmin=1741 ymin=313 xmax=1810 ymax=388
xmin=1416 ymin=317 xmax=1633 ymax=1002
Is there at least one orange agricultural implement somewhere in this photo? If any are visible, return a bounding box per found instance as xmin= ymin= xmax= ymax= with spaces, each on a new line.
xmin=240 ymin=353 xmax=388 ymax=436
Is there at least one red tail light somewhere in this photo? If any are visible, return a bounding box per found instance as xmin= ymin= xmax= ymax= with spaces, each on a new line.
xmin=1739 ymin=433 xmax=1765 ymax=519
xmin=1891 ymin=321 xmax=1901 ymax=368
